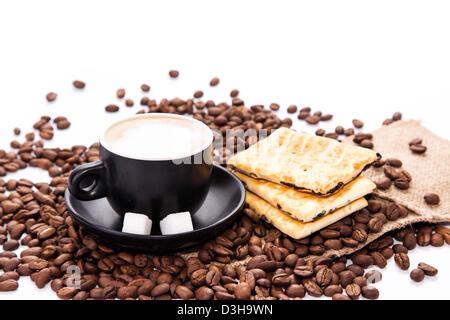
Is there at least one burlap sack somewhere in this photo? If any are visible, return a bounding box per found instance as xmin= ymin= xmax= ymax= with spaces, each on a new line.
xmin=309 ymin=120 xmax=450 ymax=260
xmin=184 ymin=120 xmax=450 ymax=264
xmin=347 ymin=120 xmax=449 ymax=220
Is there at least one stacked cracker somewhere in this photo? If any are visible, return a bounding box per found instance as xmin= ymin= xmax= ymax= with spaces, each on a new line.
xmin=227 ymin=128 xmax=379 ymax=239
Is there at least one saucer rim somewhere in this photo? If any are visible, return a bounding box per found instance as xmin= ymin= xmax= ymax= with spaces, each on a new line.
xmin=65 ymin=164 xmax=246 ymax=240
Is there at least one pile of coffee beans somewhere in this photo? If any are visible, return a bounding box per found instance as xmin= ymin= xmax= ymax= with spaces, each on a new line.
xmin=1 ymin=74 xmax=448 ymax=300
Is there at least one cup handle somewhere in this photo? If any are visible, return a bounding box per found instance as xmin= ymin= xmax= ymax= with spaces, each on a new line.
xmin=68 ymin=161 xmax=108 ymax=200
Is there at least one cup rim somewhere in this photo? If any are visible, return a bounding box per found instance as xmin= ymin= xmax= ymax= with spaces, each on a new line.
xmin=100 ymin=113 xmax=214 ymax=161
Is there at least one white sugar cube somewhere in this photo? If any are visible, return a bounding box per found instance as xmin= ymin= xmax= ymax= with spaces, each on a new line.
xmin=160 ymin=211 xmax=193 ymax=235
xmin=121 ymin=212 xmax=152 ymax=235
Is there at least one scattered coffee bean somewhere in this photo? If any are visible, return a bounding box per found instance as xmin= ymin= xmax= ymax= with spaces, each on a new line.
xmin=305 ymin=115 xmax=321 ymax=125
xmin=209 ymin=77 xmax=220 ymax=86
xmin=410 ymin=268 xmax=425 ymax=282
xmin=410 ymin=144 xmax=427 ymax=154
xmin=352 ymin=119 xmax=364 ymax=128
xmin=230 ymin=89 xmax=239 ymax=97
xmin=409 ymin=138 xmax=422 ymax=146
xmin=105 ymin=104 xmax=119 ymax=112
xmin=376 ymin=177 xmax=392 ymax=190
xmin=116 ymin=88 xmax=125 ymax=99
xmin=269 ymin=103 xmax=280 ymax=111
xmin=169 ymin=70 xmax=179 ymax=78
xmin=125 ymin=99 xmax=134 ymax=107
xmin=418 ymin=263 xmax=438 ymax=276
xmin=386 ymin=158 xmax=402 ymax=168
xmin=72 ymin=80 xmax=85 ymax=89
xmin=424 ymin=193 xmax=440 ymax=205
xmin=392 ymin=112 xmax=402 ymax=121
xmin=141 ymin=84 xmax=150 ymax=92
xmin=46 ymin=92 xmax=57 ymax=102
xmin=287 ymin=105 xmax=297 ymax=114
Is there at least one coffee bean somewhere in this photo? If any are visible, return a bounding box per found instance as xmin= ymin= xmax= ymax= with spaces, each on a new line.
xmin=230 ymin=89 xmax=239 ymax=97
xmin=394 ymin=178 xmax=410 ymax=190
xmin=352 ymin=254 xmax=373 ymax=268
xmin=322 ymin=284 xmax=341 ymax=297
xmin=118 ymin=286 xmax=138 ymax=299
xmin=372 ymin=159 xmax=385 ymax=167
xmin=302 ymin=278 xmax=322 ymax=297
xmin=345 ymin=283 xmax=361 ymax=299
xmin=335 ymin=126 xmax=345 ymax=135
xmin=34 ymin=268 xmax=52 ymax=288
xmin=321 ymin=114 xmax=333 ymax=121
xmin=320 ymin=229 xmax=340 ymax=239
xmin=139 ymin=84 xmax=150 ymax=92
xmin=0 ymin=279 xmax=18 ymax=292
xmin=315 ymin=268 xmax=333 ymax=287
xmin=315 ymin=129 xmax=325 ymax=136
xmin=352 ymin=119 xmax=364 ymax=128
xmin=169 ymin=70 xmax=179 ymax=78
xmin=360 ymin=139 xmax=373 ymax=149
xmin=305 ymin=115 xmax=321 ymax=125
xmin=234 ymin=283 xmax=251 ymax=300
xmin=380 ymin=247 xmax=394 ymax=260
xmin=386 ymin=158 xmax=402 ymax=168
xmin=287 ymin=105 xmax=297 ymax=114
xmin=73 ymin=80 xmax=85 ymax=89
xmin=418 ymin=263 xmax=438 ymax=276
xmin=339 ymin=270 xmax=355 ymax=287
xmin=285 ymin=284 xmax=306 ymax=298
xmin=195 ymin=286 xmax=214 ymax=300
xmin=175 ymin=285 xmax=194 ymax=299
xmin=410 ymin=268 xmax=425 ymax=282
xmin=105 ymin=104 xmax=119 ymax=112
xmin=3 ymin=239 xmax=19 ymax=251
xmin=269 ymin=103 xmax=280 ymax=111
xmin=424 ymin=193 xmax=440 ymax=205
xmin=376 ymin=177 xmax=392 ymax=190
xmin=394 ymin=253 xmax=410 ymax=270
xmin=294 ymin=265 xmax=314 ymax=278
xmin=410 ymin=144 xmax=427 ymax=154
xmin=392 ymin=112 xmax=402 ymax=121
xmin=368 ymin=218 xmax=383 ymax=233
xmin=57 ymin=287 xmax=78 ymax=299
xmin=352 ymin=276 xmax=367 ymax=287
xmin=116 ymin=88 xmax=125 ymax=99
xmin=46 ymin=92 xmax=57 ymax=102
xmin=370 ymin=252 xmax=387 ymax=269
xmin=352 ymin=229 xmax=367 ymax=243
xmin=431 ymin=233 xmax=444 ymax=247
xmin=332 ymin=293 xmax=351 ymax=300
xmin=393 ymin=244 xmax=408 ymax=254
xmin=383 ymin=118 xmax=394 ymax=125
xmin=401 ymin=234 xmax=416 ymax=251
xmin=361 ymin=286 xmax=379 ymax=299
xmin=209 ymin=77 xmax=220 ymax=86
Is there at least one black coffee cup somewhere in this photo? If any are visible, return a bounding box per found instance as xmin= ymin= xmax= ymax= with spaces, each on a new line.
xmin=68 ymin=114 xmax=214 ymax=224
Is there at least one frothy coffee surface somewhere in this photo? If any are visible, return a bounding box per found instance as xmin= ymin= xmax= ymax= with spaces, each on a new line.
xmin=105 ymin=116 xmax=211 ymax=159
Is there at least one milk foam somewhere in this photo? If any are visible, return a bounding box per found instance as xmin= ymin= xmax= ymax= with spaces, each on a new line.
xmin=104 ymin=116 xmax=211 ymax=159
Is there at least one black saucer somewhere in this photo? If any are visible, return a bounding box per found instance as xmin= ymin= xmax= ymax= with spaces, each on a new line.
xmin=65 ymin=165 xmax=245 ymax=254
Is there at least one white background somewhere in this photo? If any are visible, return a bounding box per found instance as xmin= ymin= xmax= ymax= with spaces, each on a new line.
xmin=0 ymin=0 xmax=449 ymax=300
